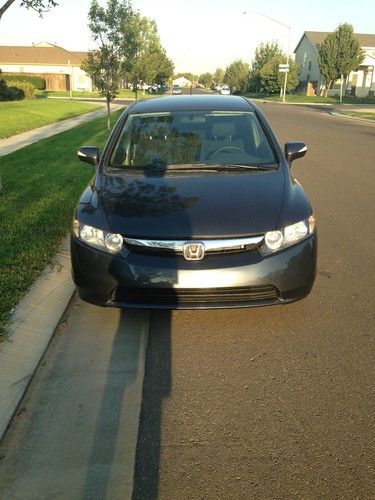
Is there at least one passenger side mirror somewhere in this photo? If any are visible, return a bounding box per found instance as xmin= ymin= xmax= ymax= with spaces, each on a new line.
xmin=77 ymin=146 xmax=100 ymax=166
xmin=284 ymin=142 xmax=307 ymax=164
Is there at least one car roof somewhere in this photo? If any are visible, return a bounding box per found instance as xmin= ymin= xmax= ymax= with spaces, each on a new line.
xmin=129 ymin=94 xmax=255 ymax=113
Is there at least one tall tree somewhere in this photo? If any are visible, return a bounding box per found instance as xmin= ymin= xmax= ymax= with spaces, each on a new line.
xmin=198 ymin=72 xmax=213 ymax=88
xmin=123 ymin=13 xmax=173 ymax=97
xmin=0 ymin=0 xmax=57 ymax=20
xmin=317 ymin=31 xmax=338 ymax=96
xmin=260 ymin=54 xmax=299 ymax=94
xmin=224 ymin=60 xmax=249 ymax=93
xmin=82 ymin=0 xmax=136 ymax=128
xmin=318 ymin=24 xmax=364 ymax=97
xmin=213 ymin=68 xmax=224 ymax=85
xmin=249 ymin=41 xmax=283 ymax=92
xmin=335 ymin=23 xmax=364 ymax=95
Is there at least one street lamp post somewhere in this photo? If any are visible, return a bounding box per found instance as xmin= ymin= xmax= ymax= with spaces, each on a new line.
xmin=242 ymin=11 xmax=291 ymax=102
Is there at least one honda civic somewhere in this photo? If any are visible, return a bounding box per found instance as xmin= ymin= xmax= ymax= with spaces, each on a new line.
xmin=71 ymin=95 xmax=317 ymax=309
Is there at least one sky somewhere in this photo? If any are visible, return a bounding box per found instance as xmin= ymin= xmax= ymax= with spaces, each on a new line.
xmin=0 ymin=0 xmax=374 ymax=74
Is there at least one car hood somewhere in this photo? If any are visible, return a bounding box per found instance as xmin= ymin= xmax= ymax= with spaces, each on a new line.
xmin=100 ymin=169 xmax=285 ymax=239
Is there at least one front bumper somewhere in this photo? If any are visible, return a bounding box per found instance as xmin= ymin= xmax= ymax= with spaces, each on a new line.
xmin=70 ymin=234 xmax=317 ymax=309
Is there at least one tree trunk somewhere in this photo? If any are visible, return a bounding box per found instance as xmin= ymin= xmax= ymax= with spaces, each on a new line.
xmin=106 ymin=98 xmax=111 ymax=130
xmin=325 ymin=80 xmax=333 ymax=97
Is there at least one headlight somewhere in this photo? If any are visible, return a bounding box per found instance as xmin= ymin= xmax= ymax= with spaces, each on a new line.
xmin=73 ymin=220 xmax=123 ymax=254
xmin=260 ymin=216 xmax=315 ymax=255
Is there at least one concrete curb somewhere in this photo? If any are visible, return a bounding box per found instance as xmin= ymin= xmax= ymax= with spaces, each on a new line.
xmin=0 ymin=237 xmax=75 ymax=442
xmin=329 ymin=111 xmax=375 ymax=123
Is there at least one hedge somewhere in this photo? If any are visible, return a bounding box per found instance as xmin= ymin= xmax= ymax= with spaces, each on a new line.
xmin=6 ymin=80 xmax=35 ymax=99
xmin=1 ymin=74 xmax=46 ymax=90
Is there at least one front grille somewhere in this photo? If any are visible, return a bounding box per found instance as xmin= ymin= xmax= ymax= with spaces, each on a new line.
xmin=111 ymin=285 xmax=279 ymax=307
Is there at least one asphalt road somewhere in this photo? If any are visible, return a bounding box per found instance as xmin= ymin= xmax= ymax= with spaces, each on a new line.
xmin=0 ymin=103 xmax=374 ymax=499
xmin=133 ymin=103 xmax=375 ymax=499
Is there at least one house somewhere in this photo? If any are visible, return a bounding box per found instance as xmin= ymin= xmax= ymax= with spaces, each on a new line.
xmin=294 ymin=31 xmax=375 ymax=97
xmin=172 ymin=76 xmax=191 ymax=88
xmin=0 ymin=42 xmax=92 ymax=91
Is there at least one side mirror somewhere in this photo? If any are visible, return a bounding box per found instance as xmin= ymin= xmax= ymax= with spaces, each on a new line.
xmin=77 ymin=146 xmax=100 ymax=166
xmin=284 ymin=142 xmax=307 ymax=164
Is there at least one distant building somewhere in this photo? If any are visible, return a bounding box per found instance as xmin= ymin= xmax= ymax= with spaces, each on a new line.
xmin=0 ymin=42 xmax=92 ymax=91
xmin=294 ymin=31 xmax=375 ymax=97
xmin=172 ymin=76 xmax=191 ymax=88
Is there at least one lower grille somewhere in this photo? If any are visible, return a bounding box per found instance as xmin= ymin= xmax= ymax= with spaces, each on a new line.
xmin=111 ymin=285 xmax=279 ymax=306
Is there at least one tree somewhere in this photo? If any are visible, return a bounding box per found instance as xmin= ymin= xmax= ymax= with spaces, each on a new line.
xmin=223 ymin=60 xmax=249 ymax=93
xmin=198 ymin=72 xmax=212 ymax=88
xmin=0 ymin=0 xmax=57 ymax=20
xmin=213 ymin=68 xmax=224 ymax=85
xmin=82 ymin=0 xmax=137 ymax=129
xmin=335 ymin=23 xmax=364 ymax=98
xmin=260 ymin=54 xmax=299 ymax=94
xmin=249 ymin=41 xmax=283 ymax=92
xmin=318 ymin=23 xmax=364 ymax=97
xmin=317 ymin=31 xmax=338 ymax=96
xmin=123 ymin=13 xmax=173 ymax=97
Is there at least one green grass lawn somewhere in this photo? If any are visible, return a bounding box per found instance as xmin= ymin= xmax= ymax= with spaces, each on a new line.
xmin=248 ymin=93 xmax=375 ymax=105
xmin=35 ymin=89 xmax=163 ymax=99
xmin=0 ymin=99 xmax=102 ymax=139
xmin=0 ymin=108 xmax=124 ymax=337
xmin=338 ymin=111 xmax=375 ymax=121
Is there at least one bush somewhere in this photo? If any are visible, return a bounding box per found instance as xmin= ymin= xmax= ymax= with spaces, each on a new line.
xmin=6 ymin=80 xmax=35 ymax=99
xmin=0 ymin=79 xmax=24 ymax=101
xmin=0 ymin=79 xmax=8 ymax=101
xmin=2 ymin=74 xmax=46 ymax=90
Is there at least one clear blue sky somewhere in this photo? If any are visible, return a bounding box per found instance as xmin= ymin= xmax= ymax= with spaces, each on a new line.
xmin=0 ymin=0 xmax=373 ymax=74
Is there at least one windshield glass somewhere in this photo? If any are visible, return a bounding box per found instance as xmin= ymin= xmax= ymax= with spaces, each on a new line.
xmin=109 ymin=110 xmax=277 ymax=170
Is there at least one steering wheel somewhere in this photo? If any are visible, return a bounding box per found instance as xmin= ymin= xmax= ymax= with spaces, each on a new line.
xmin=206 ymin=146 xmax=244 ymax=160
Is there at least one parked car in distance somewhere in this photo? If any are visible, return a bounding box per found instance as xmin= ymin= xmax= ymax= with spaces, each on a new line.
xmin=172 ymin=84 xmax=182 ymax=94
xmin=220 ymin=84 xmax=230 ymax=95
xmin=72 ymin=95 xmax=317 ymax=309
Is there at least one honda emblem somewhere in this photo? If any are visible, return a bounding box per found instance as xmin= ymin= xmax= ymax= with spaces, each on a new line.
xmin=183 ymin=242 xmax=205 ymax=261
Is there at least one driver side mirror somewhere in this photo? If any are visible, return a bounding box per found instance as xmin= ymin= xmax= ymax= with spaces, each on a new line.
xmin=77 ymin=146 xmax=100 ymax=166
xmin=284 ymin=142 xmax=307 ymax=164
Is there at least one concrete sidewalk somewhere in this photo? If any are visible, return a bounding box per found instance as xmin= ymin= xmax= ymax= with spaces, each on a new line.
xmin=0 ymin=103 xmax=123 ymax=157
xmin=0 ymin=238 xmax=75 ymax=442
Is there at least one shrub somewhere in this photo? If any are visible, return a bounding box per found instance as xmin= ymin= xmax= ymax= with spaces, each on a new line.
xmin=0 ymin=79 xmax=8 ymax=101
xmin=2 ymin=74 xmax=46 ymax=90
xmin=0 ymin=79 xmax=24 ymax=101
xmin=6 ymin=80 xmax=35 ymax=99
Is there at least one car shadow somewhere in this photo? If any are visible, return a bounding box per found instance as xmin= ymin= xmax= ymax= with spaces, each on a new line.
xmin=82 ymin=309 xmax=149 ymax=499
xmin=132 ymin=311 xmax=172 ymax=499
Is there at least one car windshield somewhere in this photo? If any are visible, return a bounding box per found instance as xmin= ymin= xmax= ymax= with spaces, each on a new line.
xmin=109 ymin=110 xmax=277 ymax=170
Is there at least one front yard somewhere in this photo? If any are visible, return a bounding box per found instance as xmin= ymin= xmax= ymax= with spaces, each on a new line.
xmin=0 ymin=109 xmax=123 ymax=336
xmin=0 ymin=99 xmax=102 ymax=139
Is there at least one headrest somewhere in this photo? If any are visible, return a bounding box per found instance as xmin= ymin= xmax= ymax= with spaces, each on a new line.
xmin=210 ymin=120 xmax=236 ymax=138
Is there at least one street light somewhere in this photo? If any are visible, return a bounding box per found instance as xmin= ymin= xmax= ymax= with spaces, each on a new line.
xmin=242 ymin=11 xmax=291 ymax=102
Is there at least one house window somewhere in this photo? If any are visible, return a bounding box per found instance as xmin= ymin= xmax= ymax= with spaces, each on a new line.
xmin=308 ymin=60 xmax=312 ymax=71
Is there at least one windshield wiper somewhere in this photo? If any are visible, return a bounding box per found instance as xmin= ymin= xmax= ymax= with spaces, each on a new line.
xmin=218 ymin=163 xmax=277 ymax=171
xmin=165 ymin=163 xmax=276 ymax=171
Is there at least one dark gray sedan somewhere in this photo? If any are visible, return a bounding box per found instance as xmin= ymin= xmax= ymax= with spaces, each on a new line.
xmin=71 ymin=95 xmax=317 ymax=309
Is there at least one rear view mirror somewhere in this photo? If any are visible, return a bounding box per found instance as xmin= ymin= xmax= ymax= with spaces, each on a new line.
xmin=284 ymin=142 xmax=307 ymax=164
xmin=77 ymin=146 xmax=100 ymax=166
